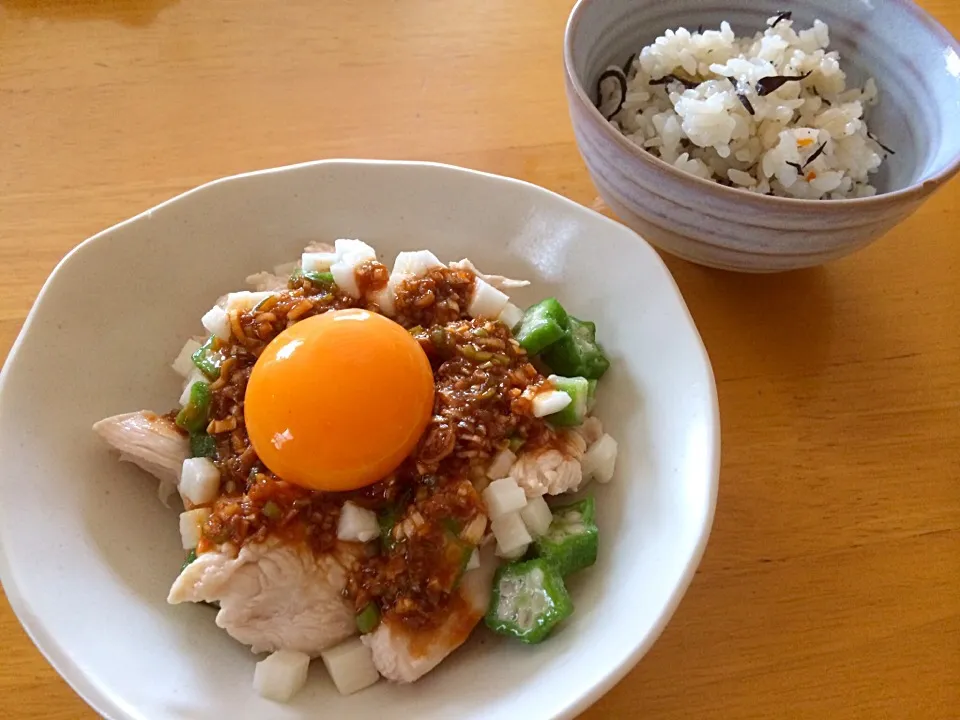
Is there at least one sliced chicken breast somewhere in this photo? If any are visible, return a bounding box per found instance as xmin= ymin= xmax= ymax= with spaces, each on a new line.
xmin=169 ymin=541 xmax=357 ymax=656
xmin=510 ymin=429 xmax=587 ymax=498
xmin=363 ymin=545 xmax=498 ymax=683
xmin=93 ymin=411 xmax=189 ymax=504
xmin=448 ymin=259 xmax=530 ymax=290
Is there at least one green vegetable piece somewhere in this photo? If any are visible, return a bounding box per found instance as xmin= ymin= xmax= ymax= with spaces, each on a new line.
xmin=447 ymin=533 xmax=475 ymax=589
xmin=378 ymin=506 xmax=403 ymax=551
xmin=508 ymin=434 xmax=525 ymax=453
xmin=514 ymin=298 xmax=569 ymax=355
xmin=356 ymin=603 xmax=381 ymax=634
xmin=262 ymin=501 xmax=281 ymax=520
xmin=534 ymin=496 xmax=598 ymax=577
xmin=485 ymin=558 xmax=574 ymax=643
xmin=175 ymin=381 xmax=212 ymax=433
xmin=191 ymin=335 xmax=224 ymax=380
xmin=547 ymin=376 xmax=590 ymax=427
xmin=541 ymin=316 xmax=610 ymax=380
xmin=181 ymin=549 xmax=197 ymax=572
xmin=189 ymin=432 xmax=217 ymax=459
xmin=304 ymin=270 xmax=335 ymax=287
xmin=587 ymin=379 xmax=598 ymax=412
xmin=441 ymin=517 xmax=463 ymax=535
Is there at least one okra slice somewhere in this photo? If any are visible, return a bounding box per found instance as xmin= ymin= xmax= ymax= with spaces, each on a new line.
xmin=191 ymin=335 xmax=225 ymax=380
xmin=189 ymin=431 xmax=217 ymax=459
xmin=546 ymin=375 xmax=589 ymax=427
xmin=175 ymin=381 xmax=212 ymax=433
xmin=541 ymin=316 xmax=610 ymax=380
xmin=355 ymin=603 xmax=381 ymax=634
xmin=534 ymin=496 xmax=598 ymax=577
xmin=514 ymin=298 xmax=569 ymax=355
xmin=485 ymin=558 xmax=574 ymax=643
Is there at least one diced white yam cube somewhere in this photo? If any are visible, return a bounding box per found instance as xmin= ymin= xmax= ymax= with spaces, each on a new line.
xmin=253 ymin=650 xmax=311 ymax=703
xmin=334 ymin=238 xmax=377 ymax=260
xmin=491 ymin=511 xmax=532 ymax=555
xmin=468 ymin=277 xmax=510 ymax=319
xmin=179 ymin=367 xmax=207 ymax=407
xmin=320 ymin=638 xmax=380 ymax=696
xmin=498 ymin=302 xmax=524 ymax=330
xmin=532 ymin=390 xmax=572 ymax=418
xmin=172 ymin=339 xmax=202 ymax=377
xmin=331 ymin=258 xmax=362 ymax=298
xmin=225 ymin=291 xmax=276 ymax=313
xmin=496 ymin=542 xmax=529 ymax=560
xmin=482 ymin=478 xmax=527 ymax=519
xmin=331 ymin=241 xmax=378 ymax=299
xmin=201 ymin=305 xmax=231 ymax=341
xmin=465 ymin=548 xmax=481 ymax=571
xmin=376 ymin=249 xmax=444 ymax=315
xmin=179 ymin=508 xmax=211 ymax=550
xmin=368 ymin=286 xmax=395 ymax=317
xmin=337 ymin=501 xmax=380 ymax=543
xmin=486 ymin=448 xmax=517 ymax=480
xmin=519 ymin=495 xmax=553 ymax=538
xmin=272 ymin=261 xmax=299 ymax=277
xmin=582 ymin=433 xmax=619 ymax=483
xmin=179 ymin=457 xmax=221 ymax=505
xmin=301 ymin=251 xmax=337 ymax=273
xmin=392 ymin=250 xmax=444 ymax=278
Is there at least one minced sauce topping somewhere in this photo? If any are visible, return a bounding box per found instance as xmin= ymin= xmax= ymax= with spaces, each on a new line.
xmin=186 ymin=262 xmax=556 ymax=630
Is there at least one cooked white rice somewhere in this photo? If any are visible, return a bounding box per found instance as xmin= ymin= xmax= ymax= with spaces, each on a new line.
xmin=598 ymin=17 xmax=890 ymax=199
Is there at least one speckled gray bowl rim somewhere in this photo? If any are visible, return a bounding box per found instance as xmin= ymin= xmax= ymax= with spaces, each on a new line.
xmin=563 ymin=0 xmax=960 ymax=210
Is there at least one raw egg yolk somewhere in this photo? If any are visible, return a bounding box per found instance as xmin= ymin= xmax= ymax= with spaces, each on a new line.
xmin=244 ymin=309 xmax=435 ymax=492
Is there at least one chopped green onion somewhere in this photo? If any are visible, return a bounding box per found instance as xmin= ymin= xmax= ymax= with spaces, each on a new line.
xmin=441 ymin=518 xmax=463 ymax=535
xmin=191 ymin=335 xmax=224 ymax=380
xmin=181 ymin=549 xmax=197 ymax=572
xmin=514 ymin=298 xmax=569 ymax=355
xmin=541 ymin=316 xmax=610 ymax=380
xmin=356 ymin=603 xmax=381 ymax=634
xmin=175 ymin=381 xmax=212 ymax=433
xmin=430 ymin=327 xmax=453 ymax=357
xmin=508 ymin=434 xmax=525 ymax=453
xmin=304 ymin=270 xmax=335 ymax=287
xmin=546 ymin=376 xmax=590 ymax=427
xmin=461 ymin=346 xmax=494 ymax=362
xmin=262 ymin=501 xmax=281 ymax=520
xmin=534 ymin=496 xmax=598 ymax=577
xmin=189 ymin=432 xmax=217 ymax=459
xmin=378 ymin=506 xmax=403 ymax=551
xmin=484 ymin=558 xmax=574 ymax=643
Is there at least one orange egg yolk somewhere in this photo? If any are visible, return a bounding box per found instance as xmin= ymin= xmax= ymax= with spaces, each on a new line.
xmin=244 ymin=309 xmax=435 ymax=492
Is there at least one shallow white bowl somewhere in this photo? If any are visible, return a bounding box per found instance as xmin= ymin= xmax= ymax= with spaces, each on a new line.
xmin=0 ymin=160 xmax=719 ymax=719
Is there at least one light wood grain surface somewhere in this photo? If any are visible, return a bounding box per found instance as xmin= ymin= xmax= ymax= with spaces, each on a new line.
xmin=1 ymin=1 xmax=958 ymax=718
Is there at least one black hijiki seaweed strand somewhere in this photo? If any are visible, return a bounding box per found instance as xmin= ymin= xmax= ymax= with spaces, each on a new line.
xmin=649 ymin=74 xmax=700 ymax=90
xmin=755 ymin=70 xmax=813 ymax=97
xmin=728 ymin=78 xmax=756 ymax=116
xmin=596 ymin=66 xmax=628 ymax=120
xmin=803 ymin=141 xmax=828 ymax=168
xmin=867 ymin=131 xmax=896 ymax=155
xmin=769 ymin=11 xmax=792 ymax=28
xmin=623 ymin=53 xmax=637 ymax=76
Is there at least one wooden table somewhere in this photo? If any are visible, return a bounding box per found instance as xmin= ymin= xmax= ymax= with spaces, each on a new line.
xmin=1 ymin=1 xmax=957 ymax=717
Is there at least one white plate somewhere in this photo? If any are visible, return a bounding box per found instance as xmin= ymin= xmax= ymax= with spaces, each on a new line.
xmin=0 ymin=160 xmax=719 ymax=720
